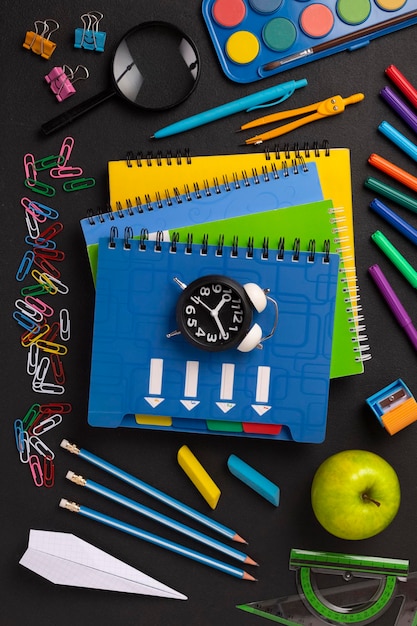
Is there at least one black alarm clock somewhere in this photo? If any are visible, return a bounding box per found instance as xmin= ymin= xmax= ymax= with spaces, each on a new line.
xmin=167 ymin=274 xmax=277 ymax=352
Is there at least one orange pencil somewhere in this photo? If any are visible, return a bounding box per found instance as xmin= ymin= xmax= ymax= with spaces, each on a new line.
xmin=368 ymin=153 xmax=417 ymax=193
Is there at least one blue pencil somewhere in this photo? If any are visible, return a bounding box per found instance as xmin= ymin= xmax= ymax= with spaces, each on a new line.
xmin=59 ymin=499 xmax=256 ymax=581
xmin=66 ymin=471 xmax=257 ymax=566
xmin=61 ymin=440 xmax=247 ymax=544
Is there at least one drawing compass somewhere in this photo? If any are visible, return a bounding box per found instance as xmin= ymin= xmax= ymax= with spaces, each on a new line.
xmin=237 ymin=549 xmax=416 ymax=625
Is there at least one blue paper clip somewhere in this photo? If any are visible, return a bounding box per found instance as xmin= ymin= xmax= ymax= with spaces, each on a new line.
xmin=366 ymin=378 xmax=417 ymax=435
xmin=74 ymin=11 xmax=106 ymax=52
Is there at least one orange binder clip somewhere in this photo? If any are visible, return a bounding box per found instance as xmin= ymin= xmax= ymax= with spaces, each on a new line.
xmin=23 ymin=19 xmax=59 ymax=59
xmin=241 ymin=93 xmax=364 ymax=145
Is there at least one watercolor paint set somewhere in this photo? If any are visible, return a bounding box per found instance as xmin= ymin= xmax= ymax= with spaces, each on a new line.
xmin=202 ymin=0 xmax=417 ymax=83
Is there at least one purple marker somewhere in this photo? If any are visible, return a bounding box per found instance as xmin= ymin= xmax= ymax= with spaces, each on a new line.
xmin=380 ymin=86 xmax=417 ymax=136
xmin=369 ymin=263 xmax=417 ymax=352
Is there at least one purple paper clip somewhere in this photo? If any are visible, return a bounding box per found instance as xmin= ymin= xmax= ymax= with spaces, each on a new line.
xmin=45 ymin=65 xmax=89 ymax=102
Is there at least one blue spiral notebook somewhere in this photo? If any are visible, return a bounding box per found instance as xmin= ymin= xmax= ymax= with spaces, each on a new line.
xmin=81 ymin=161 xmax=323 ymax=279
xmin=88 ymin=234 xmax=339 ymax=443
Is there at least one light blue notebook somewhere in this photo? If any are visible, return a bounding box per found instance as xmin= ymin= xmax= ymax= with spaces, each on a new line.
xmin=88 ymin=235 xmax=339 ymax=443
xmin=81 ymin=162 xmax=323 ymax=279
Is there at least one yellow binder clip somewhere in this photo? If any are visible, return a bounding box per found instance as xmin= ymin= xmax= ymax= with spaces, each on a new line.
xmin=23 ymin=19 xmax=59 ymax=59
xmin=241 ymin=93 xmax=364 ymax=145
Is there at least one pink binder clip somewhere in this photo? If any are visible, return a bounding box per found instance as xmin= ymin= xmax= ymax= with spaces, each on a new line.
xmin=45 ymin=65 xmax=89 ymax=103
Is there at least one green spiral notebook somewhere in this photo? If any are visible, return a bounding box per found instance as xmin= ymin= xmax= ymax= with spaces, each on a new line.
xmin=142 ymin=199 xmax=369 ymax=380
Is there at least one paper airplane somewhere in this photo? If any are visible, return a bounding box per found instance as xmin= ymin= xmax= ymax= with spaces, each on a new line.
xmin=19 ymin=529 xmax=187 ymax=599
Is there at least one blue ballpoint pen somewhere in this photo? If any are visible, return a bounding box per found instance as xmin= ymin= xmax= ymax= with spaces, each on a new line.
xmin=151 ymin=78 xmax=307 ymax=139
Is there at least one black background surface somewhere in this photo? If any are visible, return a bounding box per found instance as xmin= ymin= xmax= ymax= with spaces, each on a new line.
xmin=2 ymin=2 xmax=417 ymax=625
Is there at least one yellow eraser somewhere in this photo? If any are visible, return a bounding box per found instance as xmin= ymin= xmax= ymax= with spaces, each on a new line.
xmin=177 ymin=445 xmax=221 ymax=510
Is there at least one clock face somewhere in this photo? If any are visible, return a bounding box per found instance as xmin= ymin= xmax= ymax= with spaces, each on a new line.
xmin=176 ymin=275 xmax=253 ymax=351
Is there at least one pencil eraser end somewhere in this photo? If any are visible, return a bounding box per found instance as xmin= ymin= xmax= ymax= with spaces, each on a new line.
xmin=227 ymin=454 xmax=280 ymax=506
xmin=177 ymin=445 xmax=221 ymax=509
xmin=59 ymin=498 xmax=69 ymax=508
xmin=66 ymin=470 xmax=75 ymax=480
xmin=60 ymin=438 xmax=69 ymax=449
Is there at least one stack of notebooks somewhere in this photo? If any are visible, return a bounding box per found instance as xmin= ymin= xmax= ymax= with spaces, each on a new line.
xmin=80 ymin=144 xmax=370 ymax=443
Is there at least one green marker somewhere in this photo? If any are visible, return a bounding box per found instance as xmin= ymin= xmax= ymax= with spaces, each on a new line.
xmin=365 ymin=176 xmax=417 ymax=213
xmin=371 ymin=230 xmax=417 ymax=289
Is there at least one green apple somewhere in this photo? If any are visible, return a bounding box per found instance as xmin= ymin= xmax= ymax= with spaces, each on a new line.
xmin=311 ymin=450 xmax=401 ymax=540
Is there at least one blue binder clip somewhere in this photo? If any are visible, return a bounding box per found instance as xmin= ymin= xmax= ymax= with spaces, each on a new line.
xmin=366 ymin=378 xmax=417 ymax=435
xmin=74 ymin=11 xmax=106 ymax=52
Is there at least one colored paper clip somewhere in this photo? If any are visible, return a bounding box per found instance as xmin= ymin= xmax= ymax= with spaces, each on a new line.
xmin=13 ymin=310 xmax=41 ymax=334
xmin=14 ymin=419 xmax=26 ymax=453
xmin=25 ymin=297 xmax=54 ymax=318
xmin=21 ymin=323 xmax=50 ymax=348
xmin=16 ymin=250 xmax=35 ymax=281
xmin=74 ymin=11 xmax=106 ymax=52
xmin=40 ymin=402 xmax=72 ymax=415
xmin=34 ymin=154 xmax=65 ymax=171
xmin=50 ymin=354 xmax=66 ymax=385
xmin=29 ymin=454 xmax=44 ymax=487
xmin=240 ymin=93 xmax=364 ymax=145
xmin=23 ymin=19 xmax=59 ymax=59
xmin=24 ymin=178 xmax=56 ymax=197
xmin=23 ymin=154 xmax=37 ymax=182
xmin=33 ymin=254 xmax=61 ymax=279
xmin=22 ymin=198 xmax=59 ymax=221
xmin=45 ymin=65 xmax=89 ymax=102
xmin=43 ymin=455 xmax=55 ymax=487
xmin=367 ymin=379 xmax=417 ymax=435
xmin=62 ymin=177 xmax=95 ymax=192
xmin=22 ymin=403 xmax=41 ymax=430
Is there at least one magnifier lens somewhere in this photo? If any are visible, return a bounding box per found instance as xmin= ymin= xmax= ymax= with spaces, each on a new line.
xmin=113 ymin=22 xmax=200 ymax=110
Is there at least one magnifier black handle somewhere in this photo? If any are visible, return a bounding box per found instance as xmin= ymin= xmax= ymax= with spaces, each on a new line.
xmin=41 ymin=88 xmax=116 ymax=135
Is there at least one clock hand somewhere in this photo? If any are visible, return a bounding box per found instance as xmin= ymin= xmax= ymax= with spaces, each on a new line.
xmin=212 ymin=314 xmax=228 ymax=340
xmin=211 ymin=293 xmax=231 ymax=317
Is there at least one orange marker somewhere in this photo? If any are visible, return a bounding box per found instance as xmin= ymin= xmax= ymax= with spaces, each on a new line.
xmin=368 ymin=153 xmax=417 ymax=193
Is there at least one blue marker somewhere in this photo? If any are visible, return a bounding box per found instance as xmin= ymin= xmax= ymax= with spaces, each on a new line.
xmin=151 ymin=78 xmax=307 ymax=139
xmin=378 ymin=120 xmax=417 ymax=163
xmin=370 ymin=198 xmax=417 ymax=246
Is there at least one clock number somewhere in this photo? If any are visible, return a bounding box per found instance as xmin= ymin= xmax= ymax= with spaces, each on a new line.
xmin=187 ymin=318 xmax=197 ymax=328
xmin=233 ymin=312 xmax=243 ymax=324
xmin=200 ymin=286 xmax=211 ymax=297
xmin=185 ymin=304 xmax=196 ymax=315
xmin=195 ymin=327 xmax=206 ymax=338
xmin=212 ymin=283 xmax=222 ymax=293
xmin=207 ymin=333 xmax=217 ymax=343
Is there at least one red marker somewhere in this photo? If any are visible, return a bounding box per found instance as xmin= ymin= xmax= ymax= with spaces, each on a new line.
xmin=385 ymin=65 xmax=417 ymax=110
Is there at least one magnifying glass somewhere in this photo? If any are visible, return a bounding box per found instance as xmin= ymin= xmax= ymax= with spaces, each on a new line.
xmin=41 ymin=21 xmax=200 ymax=135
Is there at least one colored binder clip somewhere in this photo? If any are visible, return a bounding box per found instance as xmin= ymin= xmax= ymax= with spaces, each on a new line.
xmin=45 ymin=65 xmax=89 ymax=103
xmin=241 ymin=93 xmax=365 ymax=145
xmin=366 ymin=378 xmax=417 ymax=435
xmin=74 ymin=11 xmax=106 ymax=52
xmin=23 ymin=19 xmax=59 ymax=59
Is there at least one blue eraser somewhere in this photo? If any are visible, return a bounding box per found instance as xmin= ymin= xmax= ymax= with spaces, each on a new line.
xmin=227 ymin=454 xmax=280 ymax=506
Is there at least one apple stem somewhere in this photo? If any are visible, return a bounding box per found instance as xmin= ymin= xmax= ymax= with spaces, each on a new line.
xmin=362 ymin=493 xmax=381 ymax=507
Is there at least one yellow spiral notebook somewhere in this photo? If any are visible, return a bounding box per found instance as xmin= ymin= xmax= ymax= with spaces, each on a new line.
xmin=107 ymin=144 xmax=369 ymax=378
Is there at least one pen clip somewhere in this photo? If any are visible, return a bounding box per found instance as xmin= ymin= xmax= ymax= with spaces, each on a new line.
xmin=246 ymin=86 xmax=295 ymax=113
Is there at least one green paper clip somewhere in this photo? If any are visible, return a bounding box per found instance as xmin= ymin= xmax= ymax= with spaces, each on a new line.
xmin=34 ymin=154 xmax=65 ymax=171
xmin=63 ymin=177 xmax=95 ymax=192
xmin=24 ymin=178 xmax=56 ymax=197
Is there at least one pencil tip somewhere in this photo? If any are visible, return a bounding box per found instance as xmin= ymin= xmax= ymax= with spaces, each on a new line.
xmin=245 ymin=556 xmax=259 ymax=566
xmin=233 ymin=533 xmax=247 ymax=544
xmin=242 ymin=572 xmax=258 ymax=581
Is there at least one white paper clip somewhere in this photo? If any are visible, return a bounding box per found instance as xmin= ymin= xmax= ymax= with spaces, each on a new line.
xmin=27 ymin=343 xmax=40 ymax=376
xmin=32 ymin=413 xmax=62 ymax=436
xmin=15 ymin=299 xmax=44 ymax=324
xmin=19 ymin=431 xmax=31 ymax=464
xmin=29 ymin=435 xmax=55 ymax=460
xmin=25 ymin=209 xmax=41 ymax=239
xmin=59 ymin=308 xmax=70 ymax=341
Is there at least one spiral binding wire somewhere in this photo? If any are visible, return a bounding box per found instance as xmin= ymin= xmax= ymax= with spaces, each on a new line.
xmin=104 ymin=220 xmax=370 ymax=363
xmin=107 ymin=227 xmax=334 ymax=264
